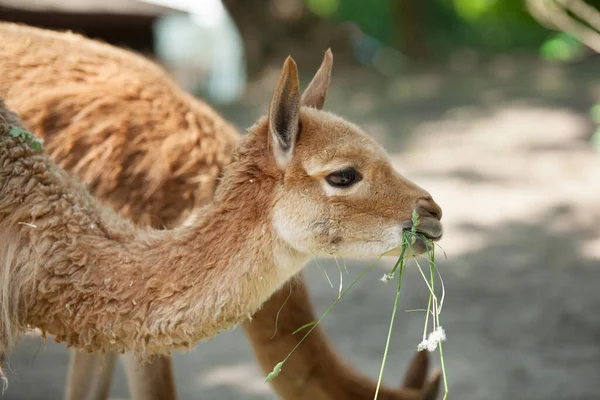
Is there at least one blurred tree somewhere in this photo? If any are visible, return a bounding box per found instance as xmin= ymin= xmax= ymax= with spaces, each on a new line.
xmin=222 ymin=0 xmax=600 ymax=74
xmin=527 ymin=0 xmax=600 ymax=54
xmin=221 ymin=0 xmax=352 ymax=78
xmin=526 ymin=0 xmax=600 ymax=153
xmin=395 ymin=0 xmax=428 ymax=61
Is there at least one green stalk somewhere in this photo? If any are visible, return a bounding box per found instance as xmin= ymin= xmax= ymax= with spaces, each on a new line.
xmin=265 ymin=254 xmax=385 ymax=382
xmin=422 ymin=289 xmax=433 ymax=340
xmin=438 ymin=340 xmax=449 ymax=400
xmin=270 ymin=282 xmax=294 ymax=339
xmin=267 ymin=210 xmax=450 ymax=400
xmin=428 ymin=242 xmax=448 ymax=400
xmin=312 ymin=257 xmax=333 ymax=288
xmin=373 ymin=242 xmax=407 ymax=399
xmin=334 ymin=255 xmax=344 ymax=298
xmin=424 ymin=241 xmax=435 ymax=338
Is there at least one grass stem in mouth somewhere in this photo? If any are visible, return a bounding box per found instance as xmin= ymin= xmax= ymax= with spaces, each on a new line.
xmin=267 ymin=209 xmax=449 ymax=400
xmin=373 ymin=235 xmax=408 ymax=399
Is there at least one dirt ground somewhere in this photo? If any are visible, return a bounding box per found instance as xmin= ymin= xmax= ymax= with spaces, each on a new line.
xmin=3 ymin=54 xmax=600 ymax=400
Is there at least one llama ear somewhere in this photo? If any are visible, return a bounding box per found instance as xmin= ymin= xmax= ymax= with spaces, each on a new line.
xmin=301 ymin=48 xmax=333 ymax=110
xmin=422 ymin=370 xmax=442 ymax=400
xmin=400 ymin=352 xmax=442 ymax=400
xmin=269 ymin=56 xmax=301 ymax=169
xmin=402 ymin=351 xmax=429 ymax=390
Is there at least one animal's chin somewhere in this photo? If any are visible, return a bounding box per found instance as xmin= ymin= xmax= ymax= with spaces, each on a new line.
xmin=409 ymin=236 xmax=433 ymax=255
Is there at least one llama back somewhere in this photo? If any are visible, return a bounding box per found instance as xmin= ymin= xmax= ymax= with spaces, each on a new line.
xmin=0 ymin=22 xmax=241 ymax=228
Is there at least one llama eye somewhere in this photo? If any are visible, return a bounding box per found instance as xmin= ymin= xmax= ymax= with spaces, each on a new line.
xmin=325 ymin=168 xmax=361 ymax=188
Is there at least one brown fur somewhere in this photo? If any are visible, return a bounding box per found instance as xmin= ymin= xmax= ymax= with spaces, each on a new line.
xmin=0 ymin=100 xmax=299 ymax=355
xmin=0 ymin=22 xmax=240 ymax=228
xmin=0 ymin=22 xmax=442 ymax=399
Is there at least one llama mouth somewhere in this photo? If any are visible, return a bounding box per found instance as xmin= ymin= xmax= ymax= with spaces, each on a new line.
xmin=403 ymin=218 xmax=443 ymax=243
xmin=416 ymin=229 xmax=443 ymax=242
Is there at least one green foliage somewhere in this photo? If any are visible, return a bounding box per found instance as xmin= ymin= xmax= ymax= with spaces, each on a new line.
xmin=292 ymin=320 xmax=318 ymax=334
xmin=591 ymin=128 xmax=600 ymax=153
xmin=303 ymin=0 xmax=599 ymax=61
xmin=264 ymin=210 xmax=448 ymax=398
xmin=264 ymin=361 xmax=283 ymax=382
xmin=589 ymin=103 xmax=600 ymax=153
xmin=306 ymin=0 xmax=340 ymax=18
xmin=8 ymin=125 xmax=43 ymax=151
xmin=540 ymin=33 xmax=585 ymax=62
xmin=429 ymin=0 xmax=553 ymax=53
xmin=590 ymin=102 xmax=600 ymax=124
xmin=453 ymin=0 xmax=498 ymax=21
xmin=334 ymin=0 xmax=395 ymax=47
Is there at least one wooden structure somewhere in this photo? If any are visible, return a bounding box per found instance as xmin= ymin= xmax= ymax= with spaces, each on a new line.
xmin=0 ymin=0 xmax=174 ymax=53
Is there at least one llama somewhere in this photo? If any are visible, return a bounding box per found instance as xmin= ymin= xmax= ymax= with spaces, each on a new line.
xmin=0 ymin=22 xmax=442 ymax=399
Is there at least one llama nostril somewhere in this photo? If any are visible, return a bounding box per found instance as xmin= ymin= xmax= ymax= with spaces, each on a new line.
xmin=417 ymin=197 xmax=443 ymax=221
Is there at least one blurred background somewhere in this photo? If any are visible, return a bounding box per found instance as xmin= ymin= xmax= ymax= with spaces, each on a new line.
xmin=1 ymin=0 xmax=600 ymax=399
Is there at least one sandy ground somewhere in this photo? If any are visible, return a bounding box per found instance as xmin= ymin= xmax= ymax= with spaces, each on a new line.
xmin=3 ymin=54 xmax=600 ymax=400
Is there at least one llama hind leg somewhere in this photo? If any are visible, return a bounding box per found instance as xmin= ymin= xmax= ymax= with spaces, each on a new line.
xmin=1 ymin=352 xmax=6 ymax=394
xmin=122 ymin=354 xmax=177 ymax=400
xmin=65 ymin=350 xmax=117 ymax=400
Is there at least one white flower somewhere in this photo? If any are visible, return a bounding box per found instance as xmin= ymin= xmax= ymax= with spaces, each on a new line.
xmin=430 ymin=326 xmax=446 ymax=342
xmin=417 ymin=326 xmax=446 ymax=352
xmin=380 ymin=273 xmax=394 ymax=283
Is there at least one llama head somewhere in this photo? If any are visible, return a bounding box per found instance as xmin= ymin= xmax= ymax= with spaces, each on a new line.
xmin=237 ymin=50 xmax=443 ymax=259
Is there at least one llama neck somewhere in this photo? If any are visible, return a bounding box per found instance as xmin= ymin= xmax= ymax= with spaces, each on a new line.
xmin=135 ymin=202 xmax=310 ymax=351
xmin=1 ymin=116 xmax=307 ymax=356
xmin=18 ymin=133 xmax=309 ymax=356
xmin=22 ymin=183 xmax=309 ymax=356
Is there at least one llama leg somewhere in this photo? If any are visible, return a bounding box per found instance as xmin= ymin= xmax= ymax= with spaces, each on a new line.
xmin=122 ymin=354 xmax=177 ymax=400
xmin=65 ymin=351 xmax=117 ymax=400
xmin=244 ymin=273 xmax=340 ymax=399
xmin=243 ymin=272 xmax=410 ymax=399
xmin=1 ymin=352 xmax=6 ymax=393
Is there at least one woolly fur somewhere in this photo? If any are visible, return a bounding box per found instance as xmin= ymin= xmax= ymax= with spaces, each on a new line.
xmin=0 ymin=23 xmax=442 ymax=400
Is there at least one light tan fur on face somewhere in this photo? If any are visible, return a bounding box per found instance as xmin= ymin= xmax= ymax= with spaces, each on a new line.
xmin=0 ymin=23 xmax=442 ymax=400
xmin=274 ymin=108 xmax=440 ymax=257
